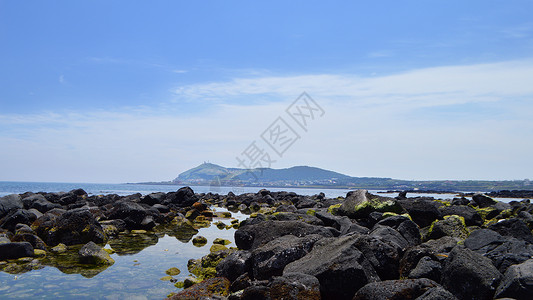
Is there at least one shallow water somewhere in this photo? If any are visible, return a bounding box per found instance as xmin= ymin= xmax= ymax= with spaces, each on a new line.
xmin=0 ymin=208 xmax=247 ymax=299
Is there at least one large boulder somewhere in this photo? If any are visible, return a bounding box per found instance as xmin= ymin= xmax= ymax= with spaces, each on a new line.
xmin=0 ymin=209 xmax=37 ymax=232
xmin=36 ymin=208 xmax=106 ymax=246
xmin=495 ymin=258 xmax=533 ymax=299
xmin=338 ymin=190 xmax=403 ymax=219
xmin=375 ymin=215 xmax=421 ymax=247
xmin=488 ymin=218 xmax=533 ymax=243
xmin=107 ymin=201 xmax=154 ymax=230
xmin=0 ymin=194 xmax=23 ymax=219
xmin=79 ymin=241 xmax=114 ymax=265
xmin=235 ymin=220 xmax=335 ymax=250
xmin=397 ymin=198 xmax=442 ymax=228
xmin=353 ymin=278 xmax=442 ymax=300
xmin=439 ymin=205 xmax=483 ymax=226
xmin=427 ymin=215 xmax=469 ymax=240
xmin=165 ymin=187 xmax=198 ymax=207
xmin=472 ymin=193 xmax=497 ymax=208
xmin=0 ymin=241 xmax=34 ymax=260
xmin=250 ymin=234 xmax=323 ymax=280
xmin=284 ymin=234 xmax=380 ymax=300
xmin=216 ymin=250 xmax=252 ymax=282
xmin=408 ymin=256 xmax=442 ymax=282
xmin=441 ymin=246 xmax=502 ymax=300
xmin=465 ymin=229 xmax=533 ymax=273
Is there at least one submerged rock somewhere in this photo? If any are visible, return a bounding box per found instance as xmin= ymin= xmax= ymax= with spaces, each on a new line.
xmin=78 ymin=241 xmax=114 ymax=265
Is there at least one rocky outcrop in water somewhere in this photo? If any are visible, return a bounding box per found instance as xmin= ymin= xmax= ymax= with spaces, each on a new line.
xmin=3 ymin=187 xmax=533 ymax=299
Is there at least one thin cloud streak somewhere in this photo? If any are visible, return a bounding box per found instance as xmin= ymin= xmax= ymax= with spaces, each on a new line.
xmin=1 ymin=60 xmax=533 ymax=182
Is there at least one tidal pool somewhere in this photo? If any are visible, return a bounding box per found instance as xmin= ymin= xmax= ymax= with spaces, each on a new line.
xmin=0 ymin=207 xmax=246 ymax=299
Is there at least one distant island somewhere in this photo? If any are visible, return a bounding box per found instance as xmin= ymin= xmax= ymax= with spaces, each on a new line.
xmin=136 ymin=163 xmax=532 ymax=192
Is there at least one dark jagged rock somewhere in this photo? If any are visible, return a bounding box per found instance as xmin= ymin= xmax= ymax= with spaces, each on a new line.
xmin=107 ymin=201 xmax=153 ymax=230
xmin=370 ymin=225 xmax=409 ymax=252
xmin=217 ymin=250 xmax=252 ymax=282
xmin=315 ymin=210 xmax=368 ymax=235
xmin=338 ymin=190 xmax=403 ymax=219
xmin=408 ymin=256 xmax=442 ymax=282
xmin=375 ymin=215 xmax=421 ymax=247
xmin=415 ymin=286 xmax=457 ymax=300
xmin=12 ymin=225 xmax=46 ymax=250
xmin=399 ymin=236 xmax=459 ymax=278
xmin=397 ymin=198 xmax=442 ymax=228
xmin=0 ymin=241 xmax=34 ymax=260
xmin=439 ymin=205 xmax=483 ymax=226
xmin=235 ymin=220 xmax=335 ymax=250
xmin=36 ymin=208 xmax=106 ymax=246
xmin=78 ymin=241 xmax=114 ymax=265
xmin=166 ymin=277 xmax=230 ymax=299
xmin=141 ymin=192 xmax=166 ymax=206
xmin=284 ymin=234 xmax=380 ymax=300
xmin=427 ymin=215 xmax=469 ymax=240
xmin=451 ymin=197 xmax=470 ymax=206
xmin=250 ymin=234 xmax=322 ymax=280
xmin=0 ymin=209 xmax=37 ymax=232
xmin=352 ymin=234 xmax=401 ymax=280
xmin=472 ymin=193 xmax=497 ymax=208
xmin=0 ymin=194 xmax=23 ymax=219
xmin=488 ymin=218 xmax=533 ymax=243
xmin=441 ymin=246 xmax=501 ymax=300
xmin=269 ymin=272 xmax=321 ymax=300
xmin=495 ymin=258 xmax=533 ymax=299
xmin=465 ymin=228 xmax=533 ymax=273
xmin=165 ymin=186 xmax=198 ymax=207
xmin=353 ymin=278 xmax=441 ymax=300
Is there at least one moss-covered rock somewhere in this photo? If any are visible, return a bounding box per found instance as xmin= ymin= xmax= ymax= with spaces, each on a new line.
xmin=50 ymin=243 xmax=68 ymax=253
xmin=339 ymin=190 xmax=404 ymax=219
xmin=192 ymin=236 xmax=208 ymax=247
xmin=78 ymin=241 xmax=114 ymax=266
xmin=327 ymin=203 xmax=342 ymax=215
xmin=166 ymin=277 xmax=230 ymax=299
xmin=166 ymin=267 xmax=181 ymax=276
xmin=210 ymin=244 xmax=228 ymax=253
xmin=213 ymin=238 xmax=231 ymax=246
xmin=427 ymin=215 xmax=469 ymax=240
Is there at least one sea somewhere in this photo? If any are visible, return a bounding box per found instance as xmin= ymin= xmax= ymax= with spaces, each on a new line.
xmin=0 ymin=181 xmax=523 ymax=299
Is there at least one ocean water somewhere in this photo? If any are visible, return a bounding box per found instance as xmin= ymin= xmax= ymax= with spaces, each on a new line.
xmin=0 ymin=181 xmax=353 ymax=198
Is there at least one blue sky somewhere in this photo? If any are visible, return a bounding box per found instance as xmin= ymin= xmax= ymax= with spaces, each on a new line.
xmin=1 ymin=0 xmax=533 ymax=182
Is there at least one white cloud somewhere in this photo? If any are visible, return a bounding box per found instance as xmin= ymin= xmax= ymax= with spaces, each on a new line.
xmin=58 ymin=75 xmax=65 ymax=84
xmin=2 ymin=59 xmax=533 ymax=182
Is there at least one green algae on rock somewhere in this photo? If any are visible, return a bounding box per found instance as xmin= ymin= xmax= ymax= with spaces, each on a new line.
xmin=192 ymin=236 xmax=208 ymax=247
xmin=165 ymin=267 xmax=181 ymax=276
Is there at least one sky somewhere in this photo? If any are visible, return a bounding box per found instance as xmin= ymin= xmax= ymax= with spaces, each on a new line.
xmin=1 ymin=0 xmax=533 ymax=183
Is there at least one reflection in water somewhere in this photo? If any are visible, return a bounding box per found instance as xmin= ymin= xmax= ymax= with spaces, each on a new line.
xmin=108 ymin=232 xmax=160 ymax=256
xmin=0 ymin=207 xmax=246 ymax=299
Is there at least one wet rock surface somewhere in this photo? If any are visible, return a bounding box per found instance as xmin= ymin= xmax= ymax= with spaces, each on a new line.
xmin=2 ymin=188 xmax=533 ymax=300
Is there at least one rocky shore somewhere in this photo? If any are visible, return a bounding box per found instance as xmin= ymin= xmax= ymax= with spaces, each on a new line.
xmin=2 ymin=187 xmax=533 ymax=299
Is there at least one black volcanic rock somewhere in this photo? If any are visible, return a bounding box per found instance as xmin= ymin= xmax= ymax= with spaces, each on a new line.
xmin=235 ymin=220 xmax=335 ymax=250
